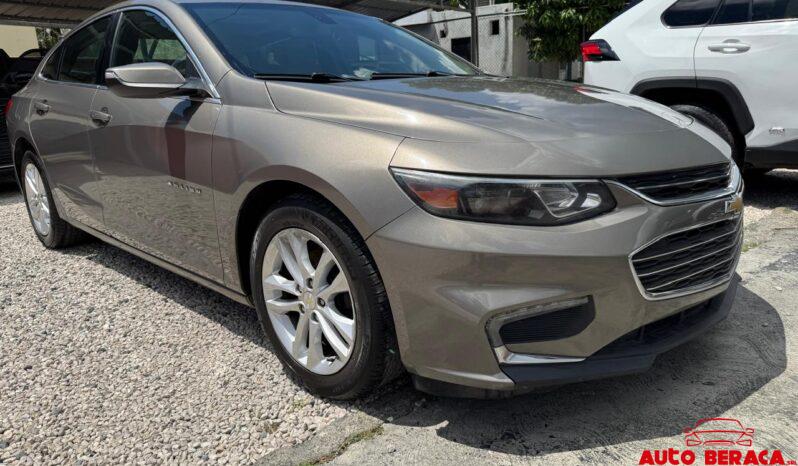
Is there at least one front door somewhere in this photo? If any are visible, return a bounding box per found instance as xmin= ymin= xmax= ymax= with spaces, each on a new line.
xmin=89 ymin=9 xmax=223 ymax=281
xmin=28 ymin=16 xmax=112 ymax=231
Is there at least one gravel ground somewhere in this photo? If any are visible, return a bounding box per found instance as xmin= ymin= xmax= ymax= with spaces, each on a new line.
xmin=0 ymin=181 xmax=352 ymax=464
xmin=1 ymin=169 xmax=796 ymax=465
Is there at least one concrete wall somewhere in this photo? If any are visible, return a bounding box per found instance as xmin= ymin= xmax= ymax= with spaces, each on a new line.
xmin=0 ymin=25 xmax=39 ymax=57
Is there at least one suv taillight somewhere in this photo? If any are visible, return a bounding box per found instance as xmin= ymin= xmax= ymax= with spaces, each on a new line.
xmin=3 ymin=98 xmax=12 ymax=117
xmin=580 ymin=40 xmax=620 ymax=62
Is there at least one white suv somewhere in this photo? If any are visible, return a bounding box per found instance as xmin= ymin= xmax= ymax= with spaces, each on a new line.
xmin=583 ymin=0 xmax=798 ymax=171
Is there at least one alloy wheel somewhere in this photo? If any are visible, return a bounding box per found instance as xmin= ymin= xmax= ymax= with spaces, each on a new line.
xmin=24 ymin=162 xmax=51 ymax=237
xmin=261 ymin=228 xmax=356 ymax=375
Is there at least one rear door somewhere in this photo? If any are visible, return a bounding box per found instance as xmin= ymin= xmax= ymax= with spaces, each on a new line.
xmin=694 ymin=0 xmax=798 ymax=149
xmin=27 ymin=16 xmax=112 ymax=231
xmin=89 ymin=8 xmax=223 ymax=281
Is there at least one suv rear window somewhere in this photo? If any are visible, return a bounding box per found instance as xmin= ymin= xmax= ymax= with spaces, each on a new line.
xmin=663 ymin=0 xmax=721 ymax=26
xmin=752 ymin=0 xmax=798 ymax=20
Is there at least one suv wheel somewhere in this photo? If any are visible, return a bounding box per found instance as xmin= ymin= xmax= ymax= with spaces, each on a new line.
xmin=250 ymin=194 xmax=401 ymax=399
xmin=671 ymin=104 xmax=743 ymax=167
xmin=20 ymin=151 xmax=86 ymax=248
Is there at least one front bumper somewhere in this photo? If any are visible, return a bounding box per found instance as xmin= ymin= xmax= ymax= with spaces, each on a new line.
xmin=366 ymin=183 xmax=742 ymax=395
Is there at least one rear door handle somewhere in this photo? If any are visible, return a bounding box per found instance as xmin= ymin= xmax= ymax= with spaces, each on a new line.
xmin=34 ymin=101 xmax=50 ymax=115
xmin=708 ymin=40 xmax=751 ymax=54
xmin=89 ymin=109 xmax=112 ymax=125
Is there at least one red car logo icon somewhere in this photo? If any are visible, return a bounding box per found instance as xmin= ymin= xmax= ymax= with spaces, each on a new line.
xmin=683 ymin=418 xmax=755 ymax=447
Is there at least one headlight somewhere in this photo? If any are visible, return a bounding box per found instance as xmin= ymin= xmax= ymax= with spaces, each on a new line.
xmin=391 ymin=168 xmax=616 ymax=226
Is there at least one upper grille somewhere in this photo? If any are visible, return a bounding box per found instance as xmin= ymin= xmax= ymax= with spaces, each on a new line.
xmin=617 ymin=163 xmax=732 ymax=203
xmin=631 ymin=217 xmax=742 ymax=297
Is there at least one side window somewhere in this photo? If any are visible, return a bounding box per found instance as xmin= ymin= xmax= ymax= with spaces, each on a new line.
xmin=663 ymin=0 xmax=722 ymax=26
xmin=41 ymin=48 xmax=61 ymax=80
xmin=58 ymin=17 xmax=111 ymax=84
xmin=714 ymin=0 xmax=752 ymax=24
xmin=110 ymin=10 xmax=198 ymax=79
xmin=752 ymin=0 xmax=798 ymax=20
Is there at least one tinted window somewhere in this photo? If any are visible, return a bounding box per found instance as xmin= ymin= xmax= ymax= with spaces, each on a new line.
xmin=110 ymin=10 xmax=198 ymax=79
xmin=58 ymin=17 xmax=110 ymax=84
xmin=663 ymin=0 xmax=721 ymax=26
xmin=715 ymin=0 xmax=751 ymax=23
xmin=752 ymin=0 xmax=798 ymax=20
xmin=184 ymin=3 xmax=475 ymax=79
xmin=41 ymin=48 xmax=61 ymax=79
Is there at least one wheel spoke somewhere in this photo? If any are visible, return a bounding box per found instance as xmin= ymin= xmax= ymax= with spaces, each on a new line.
xmin=266 ymin=298 xmax=302 ymax=314
xmin=313 ymin=250 xmax=336 ymax=282
xmin=318 ymin=273 xmax=348 ymax=302
xmin=25 ymin=167 xmax=38 ymax=196
xmin=35 ymin=170 xmax=46 ymax=198
xmin=317 ymin=310 xmax=351 ymax=359
xmin=278 ymin=236 xmax=307 ymax=285
xmin=306 ymin=316 xmax=324 ymax=368
xmin=318 ymin=305 xmax=355 ymax=346
xmin=263 ymin=273 xmax=299 ymax=296
xmin=291 ymin=313 xmax=309 ymax=359
xmin=288 ymin=233 xmax=315 ymax=281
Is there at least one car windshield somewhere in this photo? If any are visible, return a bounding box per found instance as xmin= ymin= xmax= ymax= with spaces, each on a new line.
xmin=183 ymin=2 xmax=477 ymax=80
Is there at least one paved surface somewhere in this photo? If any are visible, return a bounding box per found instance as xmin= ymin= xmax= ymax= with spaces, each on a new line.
xmin=264 ymin=170 xmax=798 ymax=465
xmin=0 ymin=181 xmax=351 ymax=465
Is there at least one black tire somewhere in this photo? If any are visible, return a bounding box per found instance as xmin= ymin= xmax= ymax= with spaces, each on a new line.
xmin=19 ymin=151 xmax=86 ymax=249
xmin=671 ymin=104 xmax=743 ymax=167
xmin=249 ymin=193 xmax=402 ymax=399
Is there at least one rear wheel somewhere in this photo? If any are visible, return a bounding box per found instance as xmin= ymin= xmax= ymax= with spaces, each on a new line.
xmin=671 ymin=104 xmax=743 ymax=167
xmin=250 ymin=194 xmax=401 ymax=399
xmin=20 ymin=151 xmax=86 ymax=248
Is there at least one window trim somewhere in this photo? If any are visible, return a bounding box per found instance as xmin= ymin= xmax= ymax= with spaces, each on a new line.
xmin=660 ymin=0 xmax=724 ymax=28
xmin=37 ymin=5 xmax=220 ymax=99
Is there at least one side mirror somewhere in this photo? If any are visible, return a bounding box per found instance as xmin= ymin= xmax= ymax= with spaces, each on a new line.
xmin=105 ymin=62 xmax=209 ymax=98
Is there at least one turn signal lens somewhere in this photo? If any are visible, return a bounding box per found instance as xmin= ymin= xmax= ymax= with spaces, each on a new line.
xmin=391 ymin=168 xmax=616 ymax=226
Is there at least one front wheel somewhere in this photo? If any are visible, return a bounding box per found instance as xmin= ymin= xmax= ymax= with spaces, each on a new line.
xmin=250 ymin=194 xmax=401 ymax=399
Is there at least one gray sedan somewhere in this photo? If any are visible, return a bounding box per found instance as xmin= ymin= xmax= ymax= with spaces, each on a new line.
xmin=5 ymin=0 xmax=743 ymax=399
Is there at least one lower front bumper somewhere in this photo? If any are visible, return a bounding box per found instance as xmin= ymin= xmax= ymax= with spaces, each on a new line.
xmin=413 ymin=276 xmax=737 ymax=398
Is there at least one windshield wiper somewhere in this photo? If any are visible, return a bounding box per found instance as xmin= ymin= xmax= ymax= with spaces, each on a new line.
xmin=253 ymin=73 xmax=363 ymax=83
xmin=368 ymin=71 xmax=463 ymax=80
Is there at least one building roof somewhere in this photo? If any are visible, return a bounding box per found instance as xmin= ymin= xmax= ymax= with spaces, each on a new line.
xmin=0 ymin=0 xmax=460 ymax=27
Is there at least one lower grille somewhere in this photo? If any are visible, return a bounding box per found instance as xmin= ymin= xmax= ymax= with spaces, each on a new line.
xmin=631 ymin=217 xmax=742 ymax=297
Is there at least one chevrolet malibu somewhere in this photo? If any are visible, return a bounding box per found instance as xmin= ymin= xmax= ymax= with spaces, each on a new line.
xmin=6 ymin=0 xmax=743 ymax=399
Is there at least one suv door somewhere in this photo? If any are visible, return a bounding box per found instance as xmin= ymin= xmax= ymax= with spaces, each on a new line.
xmin=694 ymin=0 xmax=798 ymax=150
xmin=27 ymin=16 xmax=112 ymax=231
xmin=89 ymin=8 xmax=223 ymax=281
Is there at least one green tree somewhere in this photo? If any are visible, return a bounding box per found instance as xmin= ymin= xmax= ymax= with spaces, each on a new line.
xmin=517 ymin=0 xmax=625 ymax=75
xmin=35 ymin=28 xmax=66 ymax=50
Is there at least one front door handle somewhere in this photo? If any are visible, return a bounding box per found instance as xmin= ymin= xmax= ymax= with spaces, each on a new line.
xmin=708 ymin=40 xmax=751 ymax=54
xmin=34 ymin=101 xmax=50 ymax=115
xmin=89 ymin=109 xmax=112 ymax=125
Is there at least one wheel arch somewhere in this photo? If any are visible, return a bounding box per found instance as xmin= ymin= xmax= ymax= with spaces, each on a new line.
xmin=233 ymin=174 xmax=373 ymax=300
xmin=630 ymin=78 xmax=754 ymax=138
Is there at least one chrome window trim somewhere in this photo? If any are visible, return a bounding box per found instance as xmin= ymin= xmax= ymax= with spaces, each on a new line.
xmin=627 ymin=214 xmax=742 ymax=301
xmin=37 ymin=6 xmax=221 ymax=100
xmin=606 ymin=162 xmax=741 ymax=207
xmin=493 ymin=346 xmax=585 ymax=365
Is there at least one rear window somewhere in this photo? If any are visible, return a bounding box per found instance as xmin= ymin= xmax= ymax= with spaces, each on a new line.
xmin=714 ymin=0 xmax=751 ymax=23
xmin=663 ymin=0 xmax=721 ymax=26
xmin=752 ymin=0 xmax=798 ymax=20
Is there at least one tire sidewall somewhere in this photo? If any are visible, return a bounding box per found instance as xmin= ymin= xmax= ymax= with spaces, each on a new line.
xmin=20 ymin=151 xmax=57 ymax=247
xmin=250 ymin=201 xmax=381 ymax=398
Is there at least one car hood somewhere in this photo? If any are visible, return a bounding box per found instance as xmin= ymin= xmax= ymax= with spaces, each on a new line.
xmin=266 ymin=76 xmax=732 ymax=176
